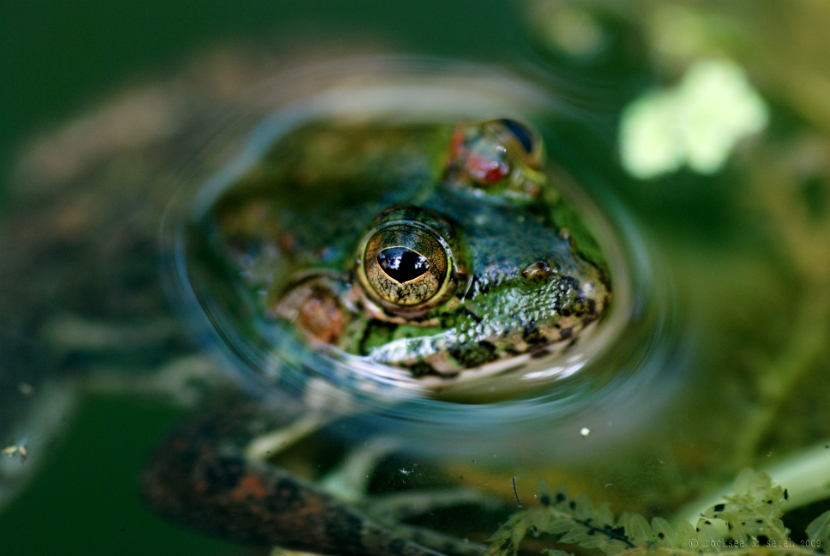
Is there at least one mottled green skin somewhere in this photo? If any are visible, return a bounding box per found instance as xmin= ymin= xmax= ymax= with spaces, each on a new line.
xmin=204 ymin=119 xmax=610 ymax=378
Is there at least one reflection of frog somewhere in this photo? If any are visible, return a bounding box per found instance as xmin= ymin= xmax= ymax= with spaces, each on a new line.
xmin=141 ymin=117 xmax=611 ymax=555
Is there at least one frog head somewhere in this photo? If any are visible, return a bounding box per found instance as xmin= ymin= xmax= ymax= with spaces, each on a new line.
xmin=207 ymin=118 xmax=611 ymax=384
xmin=270 ymin=120 xmax=610 ymax=379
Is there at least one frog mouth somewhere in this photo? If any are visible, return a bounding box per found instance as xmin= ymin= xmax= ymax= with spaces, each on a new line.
xmin=361 ymin=273 xmax=611 ymax=376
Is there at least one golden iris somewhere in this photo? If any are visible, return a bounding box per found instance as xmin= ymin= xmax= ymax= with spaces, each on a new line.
xmin=360 ymin=223 xmax=450 ymax=308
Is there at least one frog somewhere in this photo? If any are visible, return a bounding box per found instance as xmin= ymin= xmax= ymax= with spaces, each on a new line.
xmin=195 ymin=118 xmax=610 ymax=381
xmin=138 ymin=110 xmax=611 ymax=555
xmin=0 ymin=54 xmax=612 ymax=555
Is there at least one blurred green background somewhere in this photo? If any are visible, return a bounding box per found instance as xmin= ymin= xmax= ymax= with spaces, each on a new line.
xmin=0 ymin=0 xmax=527 ymax=180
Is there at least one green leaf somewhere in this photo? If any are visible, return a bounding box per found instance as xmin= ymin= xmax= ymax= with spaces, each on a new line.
xmin=574 ymin=492 xmax=594 ymax=521
xmin=716 ymin=469 xmax=790 ymax=542
xmin=651 ymin=517 xmax=676 ymax=547
xmin=546 ymin=518 xmax=577 ymax=535
xmin=598 ymin=539 xmax=632 ymax=555
xmin=559 ymin=525 xmax=591 ymax=544
xmin=696 ymin=520 xmax=724 ymax=550
xmin=806 ymin=510 xmax=830 ymax=544
xmin=542 ymin=550 xmax=574 ymax=556
xmin=595 ymin=502 xmax=615 ymax=528
xmin=617 ymin=512 xmax=652 ymax=545
xmin=675 ymin=519 xmax=697 ymax=548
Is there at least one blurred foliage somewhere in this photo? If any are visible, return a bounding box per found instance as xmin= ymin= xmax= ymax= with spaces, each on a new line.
xmin=512 ymin=0 xmax=830 ymax=532
xmin=489 ymin=470 xmax=829 ymax=556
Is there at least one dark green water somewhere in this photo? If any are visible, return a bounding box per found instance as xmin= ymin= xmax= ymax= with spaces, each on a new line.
xmin=0 ymin=396 xmax=242 ymax=555
xmin=0 ymin=0 xmax=523 ymax=175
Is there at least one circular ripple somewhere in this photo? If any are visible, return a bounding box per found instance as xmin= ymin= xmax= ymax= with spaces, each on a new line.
xmin=161 ymin=57 xmax=685 ymax=456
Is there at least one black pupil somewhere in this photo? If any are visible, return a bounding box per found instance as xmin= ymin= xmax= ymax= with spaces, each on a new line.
xmin=377 ymin=247 xmax=430 ymax=283
xmin=499 ymin=118 xmax=534 ymax=154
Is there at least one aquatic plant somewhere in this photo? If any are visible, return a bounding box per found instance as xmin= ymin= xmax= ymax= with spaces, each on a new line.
xmin=487 ymin=470 xmax=829 ymax=556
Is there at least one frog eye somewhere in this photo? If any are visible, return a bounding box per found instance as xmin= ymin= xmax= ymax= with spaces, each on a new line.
xmin=494 ymin=118 xmax=543 ymax=167
xmin=358 ymin=221 xmax=453 ymax=310
xmin=445 ymin=119 xmax=546 ymax=199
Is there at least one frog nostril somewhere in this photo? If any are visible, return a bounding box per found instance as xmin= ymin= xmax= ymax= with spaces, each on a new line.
xmin=521 ymin=260 xmax=555 ymax=281
xmin=378 ymin=247 xmax=430 ymax=284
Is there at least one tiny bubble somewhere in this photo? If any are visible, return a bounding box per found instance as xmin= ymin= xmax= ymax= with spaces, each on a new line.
xmin=18 ymin=383 xmax=33 ymax=395
xmin=580 ymin=427 xmax=590 ymax=437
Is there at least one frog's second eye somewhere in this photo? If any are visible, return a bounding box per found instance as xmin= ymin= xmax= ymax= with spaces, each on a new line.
xmin=499 ymin=118 xmax=536 ymax=155
xmin=359 ymin=224 xmax=452 ymax=309
xmin=492 ymin=118 xmax=543 ymax=167
xmin=445 ymin=118 xmax=546 ymax=200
